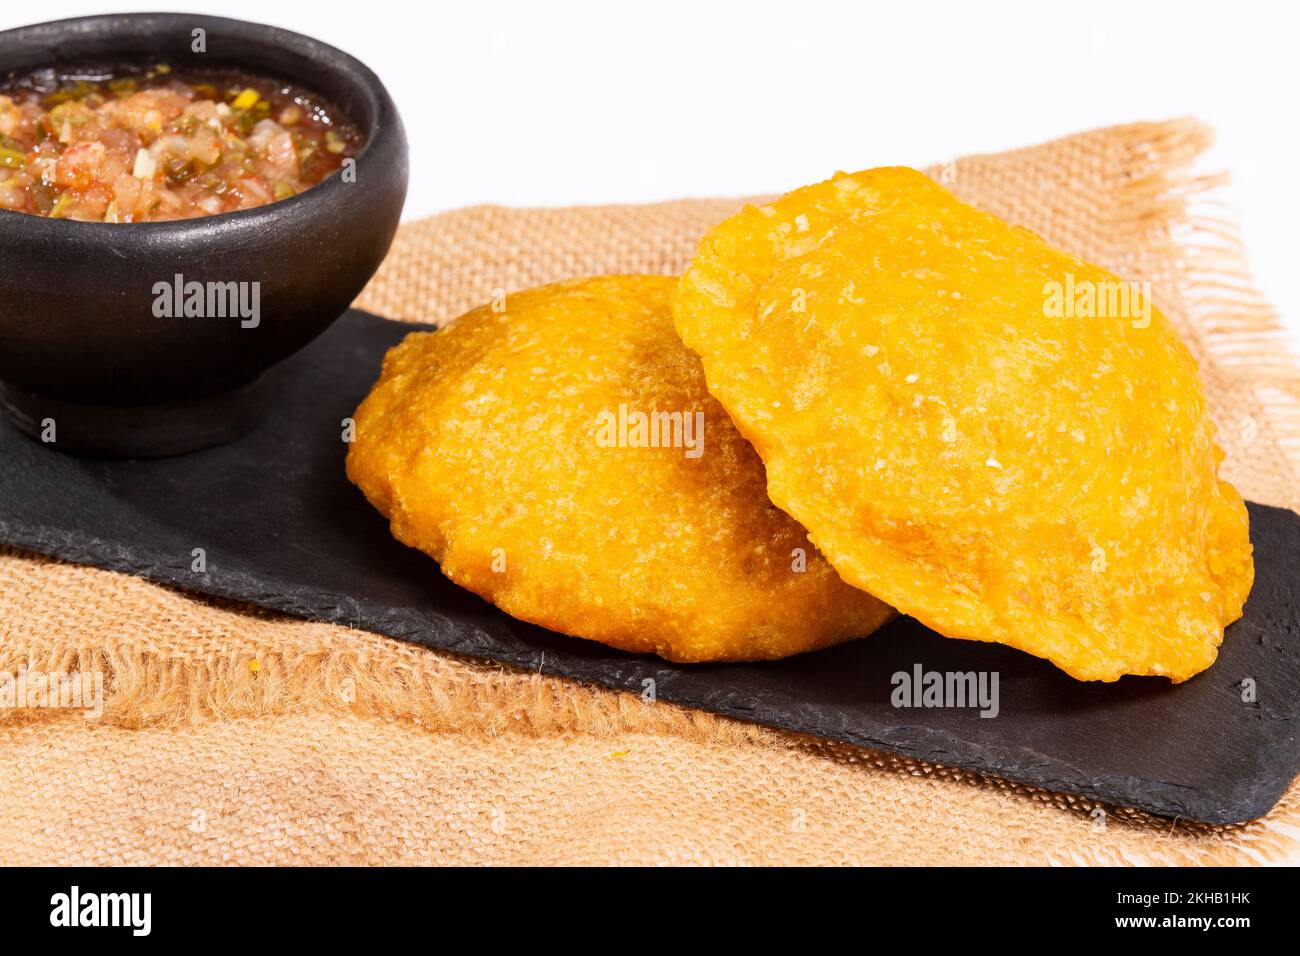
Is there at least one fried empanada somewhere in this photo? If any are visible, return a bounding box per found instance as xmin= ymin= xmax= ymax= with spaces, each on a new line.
xmin=346 ymin=275 xmax=894 ymax=662
xmin=672 ymin=168 xmax=1253 ymax=681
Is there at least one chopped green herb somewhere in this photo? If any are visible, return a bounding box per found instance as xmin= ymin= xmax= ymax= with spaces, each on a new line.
xmin=164 ymin=157 xmax=195 ymax=185
xmin=42 ymin=80 xmax=97 ymax=107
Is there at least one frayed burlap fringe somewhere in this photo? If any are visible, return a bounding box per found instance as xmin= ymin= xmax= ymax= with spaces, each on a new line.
xmin=4 ymin=553 xmax=1299 ymax=866
xmin=0 ymin=552 xmax=760 ymax=744
xmin=3 ymin=118 xmax=1298 ymax=865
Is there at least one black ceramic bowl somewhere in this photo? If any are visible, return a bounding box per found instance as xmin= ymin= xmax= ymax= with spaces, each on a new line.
xmin=0 ymin=13 xmax=408 ymax=456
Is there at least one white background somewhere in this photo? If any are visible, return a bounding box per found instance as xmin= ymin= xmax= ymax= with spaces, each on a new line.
xmin=4 ymin=2 xmax=1298 ymax=864
xmin=3 ymin=0 xmax=1297 ymax=350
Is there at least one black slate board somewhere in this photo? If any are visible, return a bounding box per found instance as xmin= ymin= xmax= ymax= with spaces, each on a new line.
xmin=2 ymin=309 xmax=1298 ymax=825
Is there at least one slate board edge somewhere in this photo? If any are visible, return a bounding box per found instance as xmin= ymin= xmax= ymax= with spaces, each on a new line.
xmin=3 ymin=511 xmax=1288 ymax=826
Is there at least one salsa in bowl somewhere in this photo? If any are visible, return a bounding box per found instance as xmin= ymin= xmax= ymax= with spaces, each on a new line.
xmin=0 ymin=65 xmax=363 ymax=222
xmin=0 ymin=14 xmax=407 ymax=457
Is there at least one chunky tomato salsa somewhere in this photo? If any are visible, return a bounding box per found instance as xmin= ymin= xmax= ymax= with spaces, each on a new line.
xmin=0 ymin=65 xmax=362 ymax=221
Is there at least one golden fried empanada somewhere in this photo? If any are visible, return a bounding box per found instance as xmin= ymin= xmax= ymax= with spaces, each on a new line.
xmin=672 ymin=168 xmax=1253 ymax=681
xmin=347 ymin=275 xmax=894 ymax=662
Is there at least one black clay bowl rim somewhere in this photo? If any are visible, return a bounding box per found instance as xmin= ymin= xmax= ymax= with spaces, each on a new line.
xmin=0 ymin=12 xmax=394 ymax=238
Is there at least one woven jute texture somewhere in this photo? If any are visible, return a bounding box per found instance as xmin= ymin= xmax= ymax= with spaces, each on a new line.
xmin=3 ymin=119 xmax=1299 ymax=866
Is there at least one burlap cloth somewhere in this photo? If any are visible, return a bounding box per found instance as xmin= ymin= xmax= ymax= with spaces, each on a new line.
xmin=3 ymin=119 xmax=1299 ymax=866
